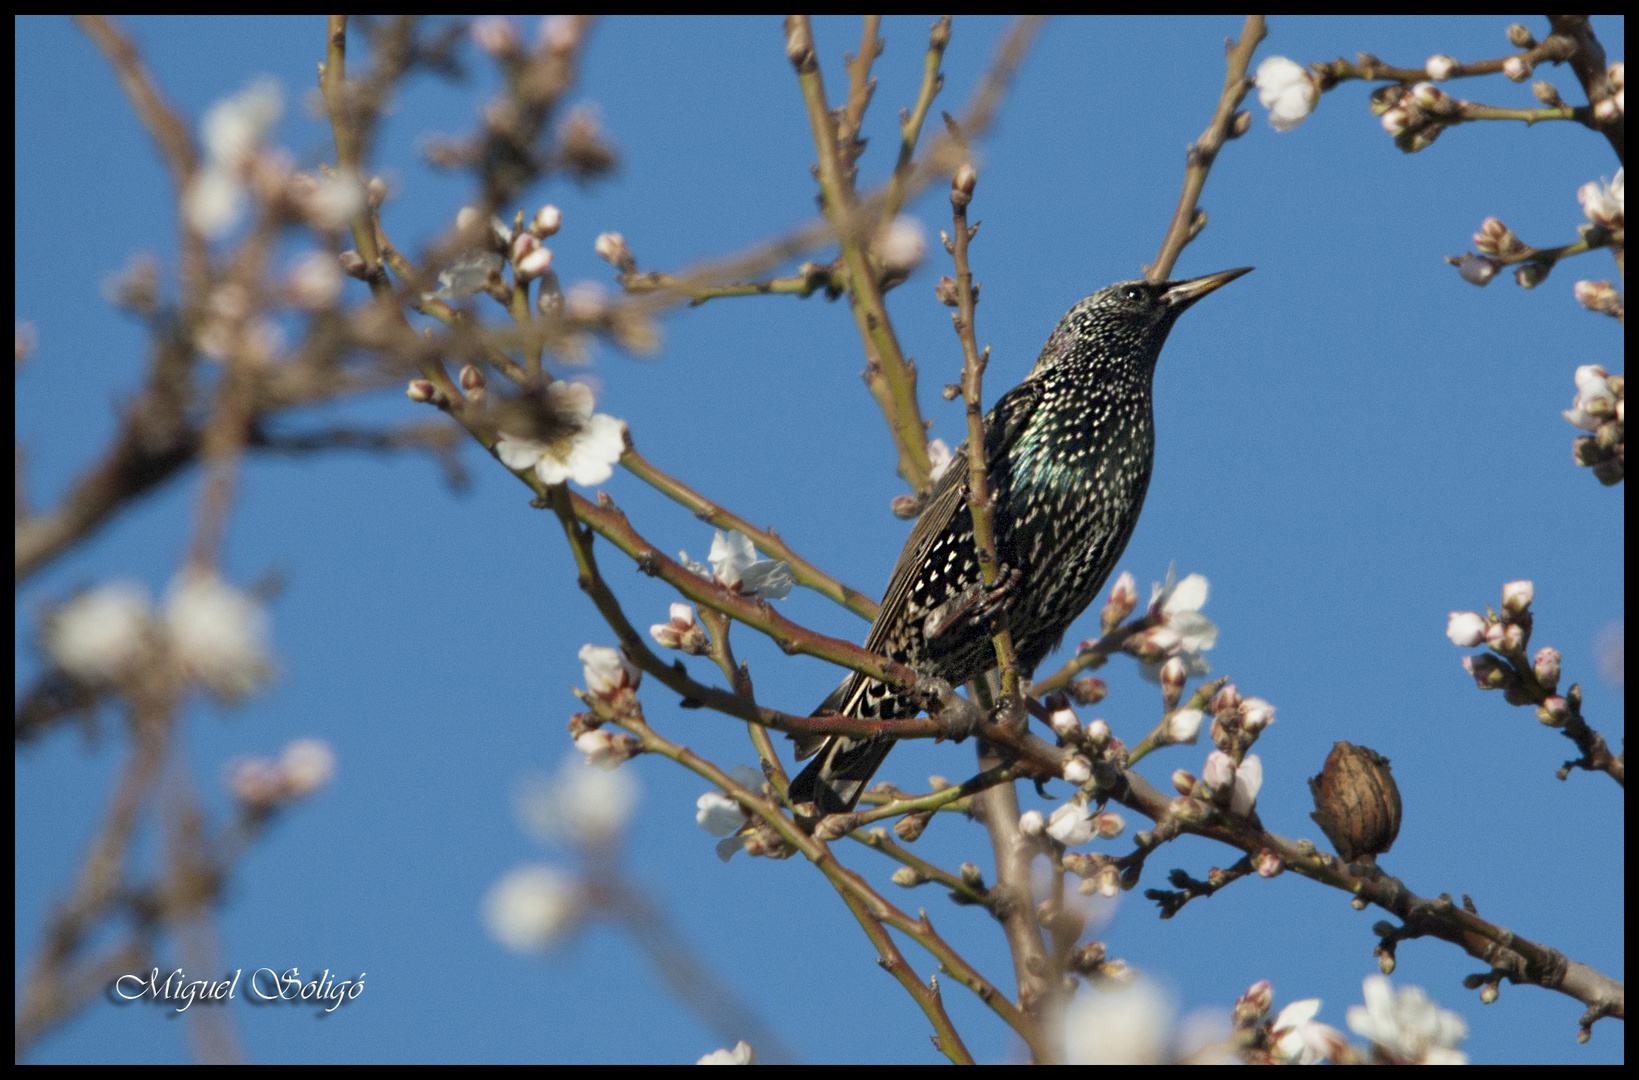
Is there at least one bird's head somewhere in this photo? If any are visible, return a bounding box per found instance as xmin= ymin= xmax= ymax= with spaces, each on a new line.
xmin=1030 ymin=267 xmax=1252 ymax=380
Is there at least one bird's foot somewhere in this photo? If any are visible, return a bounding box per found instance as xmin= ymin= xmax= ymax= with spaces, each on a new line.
xmin=923 ymin=565 xmax=1021 ymax=645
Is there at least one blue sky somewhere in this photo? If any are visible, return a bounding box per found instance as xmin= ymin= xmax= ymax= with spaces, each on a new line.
xmin=15 ymin=15 xmax=1624 ymax=1064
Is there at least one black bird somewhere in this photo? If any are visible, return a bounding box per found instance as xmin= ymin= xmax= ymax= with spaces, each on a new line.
xmin=789 ymin=268 xmax=1251 ymax=816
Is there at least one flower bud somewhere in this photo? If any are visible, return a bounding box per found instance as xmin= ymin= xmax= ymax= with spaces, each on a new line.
xmin=1067 ymin=676 xmax=1107 ymax=706
xmin=1424 ymin=54 xmax=1457 ymax=81
xmin=1462 ymin=653 xmax=1515 ymax=691
xmin=1254 ymin=848 xmax=1285 ymax=878
xmin=531 ymin=204 xmax=563 ymax=238
xmin=1503 ymin=55 xmax=1533 ymax=82
xmin=1208 ymin=682 xmax=1241 ymax=715
xmin=1093 ymin=811 xmax=1125 ymax=839
xmin=1158 ymin=656 xmax=1187 ymax=710
xmin=1513 ymin=261 xmax=1549 ymax=289
xmin=1500 ymin=579 xmax=1534 ymax=619
xmin=1092 ymin=864 xmax=1122 ymax=897
xmin=459 ymin=364 xmax=486 ymax=401
xmin=1085 ymin=718 xmax=1111 ymax=746
xmin=1532 ymin=647 xmax=1561 ymax=692
xmin=1532 ymin=80 xmax=1563 ymax=106
xmin=1573 ymin=279 xmax=1622 ymax=316
xmin=1458 ymin=256 xmax=1500 ymax=286
xmin=470 ymin=16 xmax=519 ymax=58
xmin=1050 ymin=704 xmax=1081 ymax=739
xmin=594 ymin=231 xmax=635 ymax=273
xmin=784 ymin=15 xmax=813 ymax=66
xmin=1241 ymin=697 xmax=1277 ymax=734
xmin=1171 ymin=769 xmax=1197 ymax=795
xmin=1018 ymin=809 xmax=1045 ymax=837
xmin=516 ymin=244 xmax=554 ymax=280
xmin=1169 ymin=796 xmax=1208 ymax=825
xmin=1167 ymin=708 xmax=1203 ymax=745
xmin=1228 ymin=109 xmax=1252 ymax=139
xmin=1368 ymin=84 xmax=1402 ymax=116
xmin=1203 ymin=750 xmax=1236 ymax=792
xmin=1446 ymin=611 xmax=1487 ymax=648
xmin=892 ymin=866 xmax=924 ymax=888
xmin=894 ymin=809 xmax=933 ymax=843
xmin=1308 ymin=741 xmax=1401 ymax=863
xmin=1410 ymin=82 xmax=1446 ymax=110
xmin=959 ymin=862 xmax=984 ymax=888
xmin=1472 ymin=217 xmax=1522 ymax=257
xmin=1594 ymin=97 xmax=1621 ymax=124
xmin=339 ymin=250 xmax=369 ymax=279
xmin=1063 ymin=756 xmax=1092 ymax=786
xmin=1101 ymin=572 xmax=1138 ymax=631
xmin=934 ymin=275 xmax=961 ymax=307
xmin=1535 ymin=695 xmax=1570 ymax=727
xmin=1380 ymin=105 xmax=1412 ymax=136
xmin=406 ymin=379 xmax=437 ymax=403
xmin=1130 ymin=625 xmax=1182 ymax=663
xmin=1235 ymin=980 xmax=1274 ymax=1027
xmin=1506 ymin=23 xmax=1536 ymax=49
xmin=1231 ymin=754 xmax=1263 ymax=817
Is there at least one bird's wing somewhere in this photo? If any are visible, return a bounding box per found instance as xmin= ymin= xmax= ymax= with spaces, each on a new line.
xmin=864 ymin=378 xmax=1046 ymax=658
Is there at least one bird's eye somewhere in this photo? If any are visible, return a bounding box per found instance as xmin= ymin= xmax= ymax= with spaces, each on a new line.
xmin=1123 ymin=286 xmax=1143 ymax=301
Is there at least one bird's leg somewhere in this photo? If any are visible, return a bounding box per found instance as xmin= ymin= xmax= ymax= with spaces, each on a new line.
xmin=922 ymin=565 xmax=1022 ymax=650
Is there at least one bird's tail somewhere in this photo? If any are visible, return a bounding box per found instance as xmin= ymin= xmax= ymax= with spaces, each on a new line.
xmin=787 ymin=678 xmax=897 ymax=817
xmin=786 ymin=734 xmax=897 ymax=817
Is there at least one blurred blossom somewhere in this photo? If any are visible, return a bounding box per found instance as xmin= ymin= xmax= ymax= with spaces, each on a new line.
xmin=531 ymin=204 xmax=563 ymax=237
xmin=1577 ymin=168 xmax=1624 ymax=231
xmin=1270 ymin=998 xmax=1349 ymax=1064
xmin=1138 ymin=568 xmax=1216 ymax=681
xmin=1445 ymin=611 xmax=1487 ymax=648
xmin=681 ymin=530 xmax=794 ymax=601
xmin=1064 ymin=978 xmax=1174 ymax=1064
xmin=1231 ymin=754 xmax=1263 ymax=817
xmin=875 ymin=216 xmax=926 ymax=272
xmin=229 ymin=737 xmax=337 ymax=806
xmin=47 ymin=582 xmax=153 ymax=682
xmin=1345 ymin=976 xmax=1468 ymax=1064
xmin=495 ymin=381 xmax=626 ymax=488
xmin=165 ymin=570 xmax=272 ymax=699
xmin=1255 ymin=57 xmax=1319 ymax=131
xmin=1062 ymin=756 xmax=1092 ymax=786
xmin=279 ymin=738 xmax=337 ymax=798
xmin=1573 ymin=280 xmax=1622 ymax=317
xmin=927 ymin=438 xmax=953 ymax=484
xmin=304 ymin=170 xmax=365 ymax=230
xmin=287 ymin=250 xmax=343 ymax=309
xmin=697 ymin=1040 xmax=755 ymax=1065
xmin=184 ymin=78 xmax=283 ymax=238
xmin=483 ymin=865 xmax=578 ymax=952
xmin=435 ymin=251 xmax=505 ymax=300
xmin=469 ymin=15 xmax=518 ymax=57
xmin=594 ymin=231 xmax=635 ymax=272
xmin=518 ymin=756 xmax=640 ymax=846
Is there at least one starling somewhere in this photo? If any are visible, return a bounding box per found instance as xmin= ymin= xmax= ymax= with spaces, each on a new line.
xmin=789 ymin=268 xmax=1251 ymax=816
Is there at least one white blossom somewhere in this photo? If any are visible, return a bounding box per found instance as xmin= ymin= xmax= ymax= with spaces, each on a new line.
xmin=1562 ymin=364 xmax=1616 ymax=431
xmin=1231 ymin=753 xmax=1263 ymax=817
xmin=1445 ymin=611 xmax=1488 ymax=648
xmin=684 ymin=530 xmax=795 ymax=601
xmin=1018 ymin=809 xmax=1045 ymax=837
xmin=1346 ymin=976 xmax=1468 ymax=1065
xmin=1064 ymin=979 xmax=1173 ymax=1064
xmin=494 ymin=382 xmax=625 ymax=489
xmin=47 ymin=582 xmax=153 ymax=682
xmin=577 ymin=643 xmax=639 ymax=696
xmin=483 ymin=864 xmax=577 ymax=952
xmin=573 ymin=729 xmax=630 ymax=770
xmin=1255 ymin=57 xmax=1319 ymax=131
xmin=165 ymin=570 xmax=272 ymax=698
xmin=876 ymin=216 xmax=926 ymax=272
xmin=1202 ymin=750 xmax=1237 ymax=792
xmin=1062 ymin=756 xmax=1092 ymax=785
xmin=695 ymin=765 xmax=764 ymax=861
xmin=287 ymin=250 xmax=342 ymax=309
xmin=1577 ymin=168 xmax=1624 ymax=231
xmin=434 ymin=250 xmax=505 ymax=300
xmin=927 ymin=438 xmax=954 ymax=484
xmin=303 ymin=170 xmax=366 ymax=230
xmin=184 ymin=78 xmax=283 ymax=238
xmin=1047 ymin=799 xmax=1097 ymax=846
xmin=1167 ymin=708 xmax=1203 ymax=744
xmin=1270 ymin=998 xmax=1349 ymax=1064
xmin=696 ymin=1040 xmax=755 ymax=1065
xmin=1139 ymin=568 xmax=1216 ymax=682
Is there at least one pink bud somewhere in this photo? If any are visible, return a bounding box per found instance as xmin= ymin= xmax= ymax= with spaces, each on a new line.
xmin=1086 ymin=718 xmax=1111 ymax=746
xmin=1238 ymin=979 xmax=1274 ymax=1021
xmin=594 ymin=232 xmax=634 ymax=272
xmin=1209 ymin=682 xmax=1241 ymax=714
xmin=1102 ymin=572 xmax=1138 ymax=629
xmin=952 ymin=163 xmax=977 ymax=197
xmin=1535 ymin=696 xmax=1570 ymax=727
xmin=1093 ymin=865 xmax=1121 ymax=897
xmin=406 ymin=379 xmax=437 ymax=403
xmin=1463 ymin=653 xmax=1513 ymax=691
xmin=516 ymin=245 xmax=554 ymax=279
xmin=1424 ymin=54 xmax=1457 ymax=80
xmin=1203 ymin=750 xmax=1237 ymax=791
xmin=1231 ymin=754 xmax=1262 ymax=816
xmin=1503 ymin=55 xmax=1533 ymax=82
xmin=1458 ymin=256 xmax=1500 ymax=286
xmin=1532 ymin=647 xmax=1561 ymax=691
xmin=1238 ymin=697 xmax=1275 ymax=733
xmin=1254 ymin=847 xmax=1284 ymax=878
xmin=459 ymin=364 xmax=486 ymax=393
xmin=1093 ymin=811 xmax=1125 ymax=839
xmin=1068 ymin=676 xmax=1107 ymax=705
xmin=1172 ymin=769 xmax=1197 ymax=795
xmin=1018 ymin=809 xmax=1045 ymax=837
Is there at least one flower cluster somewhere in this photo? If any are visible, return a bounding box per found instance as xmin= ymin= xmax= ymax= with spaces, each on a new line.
xmin=226 ymin=738 xmax=337 ymax=810
xmin=1233 ymin=981 xmax=1350 ymax=1065
xmin=1371 ymin=80 xmax=1462 ymax=154
xmin=1125 ymin=568 xmax=1216 ymax=681
xmin=694 ymin=765 xmax=782 ymax=861
xmin=1445 ymin=580 xmax=1574 ymax=717
xmin=46 ymin=572 xmax=273 ymax=700
xmin=649 ymin=603 xmax=709 ymax=654
xmin=570 ymin=645 xmax=644 ymax=766
xmin=1561 ymin=364 xmax=1624 ymax=484
xmin=680 ymin=530 xmax=794 ymax=601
